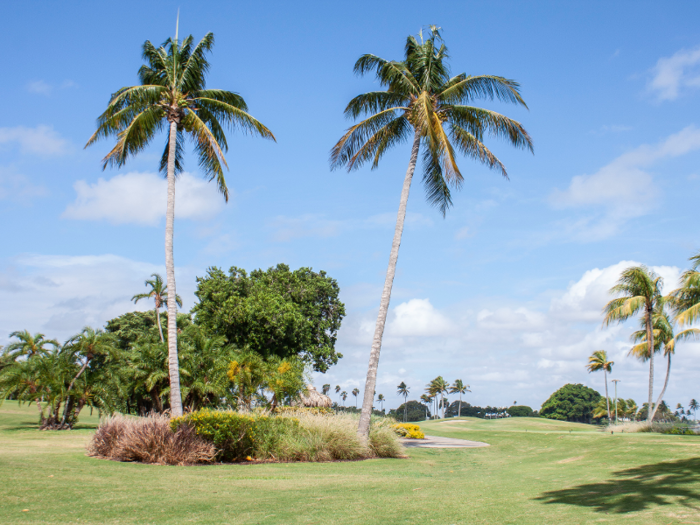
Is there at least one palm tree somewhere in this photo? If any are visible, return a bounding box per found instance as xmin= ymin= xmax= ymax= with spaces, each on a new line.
xmin=340 ymin=391 xmax=348 ymax=406
xmin=352 ymin=387 xmax=360 ymax=408
xmin=5 ymin=331 xmax=59 ymax=360
xmin=586 ymin=350 xmax=613 ymax=424
xmin=334 ymin=385 xmax=341 ymax=404
xmin=690 ymin=399 xmax=699 ymax=421
xmin=377 ymin=393 xmax=385 ymax=412
xmin=629 ymin=306 xmax=700 ymax=422
xmin=332 ymin=27 xmax=532 ymax=439
xmin=427 ymin=376 xmax=449 ymax=419
xmin=669 ymin=252 xmax=700 ymax=327
xmin=449 ymin=379 xmax=470 ymax=418
xmin=625 ymin=399 xmax=639 ymax=421
xmin=603 ymin=266 xmax=663 ymax=423
xmin=60 ymin=327 xmax=117 ymax=426
xmin=397 ymin=382 xmax=410 ymax=422
xmin=322 ymin=384 xmax=331 ymax=396
xmin=86 ymin=28 xmax=274 ymax=417
xmin=420 ymin=393 xmax=432 ymax=419
xmin=132 ymin=273 xmax=182 ymax=343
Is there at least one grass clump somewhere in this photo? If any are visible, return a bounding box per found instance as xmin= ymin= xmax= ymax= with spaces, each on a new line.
xmin=87 ymin=413 xmax=216 ymax=465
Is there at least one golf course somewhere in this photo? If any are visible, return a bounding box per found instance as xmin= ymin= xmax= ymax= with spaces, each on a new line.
xmin=2 ymin=401 xmax=699 ymax=524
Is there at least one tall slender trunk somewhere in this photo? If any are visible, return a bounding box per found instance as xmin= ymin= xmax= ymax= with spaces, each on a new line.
xmin=165 ymin=119 xmax=183 ymax=418
xmin=459 ymin=393 xmax=462 ymax=418
xmin=61 ymin=358 xmax=91 ymax=427
xmin=645 ymin=305 xmax=655 ymax=423
xmin=650 ymin=352 xmax=671 ymax=422
xmin=604 ymin=368 xmax=610 ymax=425
xmin=155 ymin=307 xmax=164 ymax=343
xmin=357 ymin=130 xmax=421 ymax=440
xmin=404 ymin=395 xmax=407 ymax=422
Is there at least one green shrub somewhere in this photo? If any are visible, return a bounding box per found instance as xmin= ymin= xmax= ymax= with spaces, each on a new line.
xmin=274 ymin=406 xmax=334 ymax=416
xmin=171 ymin=409 xmax=299 ymax=461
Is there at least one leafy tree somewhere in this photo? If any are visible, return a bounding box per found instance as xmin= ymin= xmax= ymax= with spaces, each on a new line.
xmin=86 ymin=28 xmax=274 ymax=417
xmin=331 ymin=27 xmax=532 ymax=439
xmin=507 ymin=405 xmax=534 ymax=417
xmin=449 ymin=379 xmax=470 ymax=418
xmin=132 ymin=273 xmax=182 ymax=342
xmin=397 ymin=382 xmax=410 ymax=422
xmin=5 ymin=331 xmax=59 ymax=359
xmin=192 ymin=264 xmax=345 ymax=372
xmin=586 ymin=350 xmax=613 ymax=424
xmin=540 ymin=384 xmax=602 ymax=423
xmin=390 ymin=400 xmax=430 ymax=422
xmin=603 ymin=266 xmax=663 ymax=423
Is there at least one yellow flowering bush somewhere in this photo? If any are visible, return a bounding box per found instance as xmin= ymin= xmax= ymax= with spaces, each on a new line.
xmin=391 ymin=423 xmax=425 ymax=439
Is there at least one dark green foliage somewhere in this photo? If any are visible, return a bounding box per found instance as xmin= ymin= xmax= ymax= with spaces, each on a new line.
xmin=389 ymin=400 xmax=430 ymax=422
xmin=508 ymin=405 xmax=534 ymax=417
xmin=171 ymin=410 xmax=299 ymax=461
xmin=192 ymin=264 xmax=345 ymax=372
xmin=445 ymin=401 xmax=507 ymax=418
xmin=540 ymin=384 xmax=601 ymax=423
xmin=105 ymin=311 xmax=191 ymax=351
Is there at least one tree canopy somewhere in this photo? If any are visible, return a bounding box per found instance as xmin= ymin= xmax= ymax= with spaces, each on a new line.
xmin=540 ymin=383 xmax=601 ymax=423
xmin=192 ymin=264 xmax=345 ymax=372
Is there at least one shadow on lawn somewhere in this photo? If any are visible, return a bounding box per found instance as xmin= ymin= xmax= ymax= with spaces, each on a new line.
xmin=535 ymin=457 xmax=700 ymax=513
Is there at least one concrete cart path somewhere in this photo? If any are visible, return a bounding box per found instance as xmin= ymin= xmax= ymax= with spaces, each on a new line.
xmin=401 ymin=435 xmax=489 ymax=448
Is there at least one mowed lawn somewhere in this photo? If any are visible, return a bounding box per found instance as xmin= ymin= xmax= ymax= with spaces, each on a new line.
xmin=2 ymin=402 xmax=700 ymax=524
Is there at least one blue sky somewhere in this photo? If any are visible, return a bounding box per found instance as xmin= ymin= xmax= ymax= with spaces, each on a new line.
xmin=3 ymin=1 xmax=700 ymax=412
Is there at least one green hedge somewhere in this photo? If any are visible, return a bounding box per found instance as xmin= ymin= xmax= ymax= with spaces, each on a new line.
xmin=171 ymin=410 xmax=299 ymax=461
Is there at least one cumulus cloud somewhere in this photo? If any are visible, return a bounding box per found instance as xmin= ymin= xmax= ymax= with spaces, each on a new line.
xmin=0 ymin=125 xmax=69 ymax=156
xmin=649 ymin=46 xmax=700 ymax=101
xmin=0 ymin=254 xmax=201 ymax=345
xmin=0 ymin=169 xmax=48 ymax=200
xmin=550 ymin=126 xmax=700 ymax=239
xmin=62 ymin=171 xmax=225 ymax=226
xmin=320 ymin=260 xmax=694 ymax=411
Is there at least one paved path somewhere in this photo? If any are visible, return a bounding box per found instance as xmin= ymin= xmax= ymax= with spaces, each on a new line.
xmin=401 ymin=435 xmax=489 ymax=448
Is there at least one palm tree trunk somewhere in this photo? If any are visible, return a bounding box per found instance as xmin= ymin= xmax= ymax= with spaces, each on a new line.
xmin=165 ymin=119 xmax=183 ymax=418
xmin=459 ymin=393 xmax=462 ymax=418
xmin=604 ymin=368 xmax=610 ymax=425
xmin=155 ymin=307 xmax=164 ymax=343
xmin=645 ymin=305 xmax=655 ymax=423
xmin=357 ymin=130 xmax=421 ymax=440
xmin=650 ymin=353 xmax=671 ymax=422
xmin=60 ymin=359 xmax=91 ymax=427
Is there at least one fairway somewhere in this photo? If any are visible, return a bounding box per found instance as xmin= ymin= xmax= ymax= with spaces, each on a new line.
xmin=2 ymin=403 xmax=700 ymax=524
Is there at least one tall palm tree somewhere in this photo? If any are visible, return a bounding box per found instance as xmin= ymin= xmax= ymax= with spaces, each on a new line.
xmin=397 ymin=381 xmax=410 ymax=422
xmin=86 ymin=28 xmax=274 ymax=417
xmin=334 ymin=384 xmax=341 ymax=404
xmin=377 ymin=393 xmax=385 ymax=412
xmin=420 ymin=393 xmax=432 ymax=419
xmin=603 ymin=266 xmax=663 ymax=423
xmin=449 ymin=379 xmax=470 ymax=418
xmin=132 ymin=273 xmax=182 ymax=343
xmin=322 ymin=384 xmax=331 ymax=396
xmin=5 ymin=331 xmax=59 ymax=360
xmin=331 ymin=27 xmax=532 ymax=439
xmin=340 ymin=391 xmax=348 ymax=406
xmin=586 ymin=350 xmax=613 ymax=423
xmin=669 ymin=252 xmax=700 ymax=327
xmin=630 ymin=306 xmax=700 ymax=422
xmin=689 ymin=399 xmax=699 ymax=421
xmin=351 ymin=387 xmax=360 ymax=408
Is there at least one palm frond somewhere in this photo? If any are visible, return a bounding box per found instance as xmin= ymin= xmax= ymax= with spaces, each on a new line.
xmin=438 ymin=75 xmax=528 ymax=108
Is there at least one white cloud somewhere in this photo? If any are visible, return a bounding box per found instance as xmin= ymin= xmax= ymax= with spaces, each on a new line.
xmin=0 ymin=125 xmax=69 ymax=156
xmin=0 ymin=254 xmax=200 ymax=345
xmin=62 ymin=171 xmax=226 ymax=226
xmin=0 ymin=169 xmax=48 ymax=200
xmin=550 ymin=126 xmax=700 ymax=239
xmin=27 ymin=80 xmax=52 ymax=95
xmin=649 ymin=46 xmax=700 ymax=101
xmin=387 ymin=298 xmax=453 ymax=337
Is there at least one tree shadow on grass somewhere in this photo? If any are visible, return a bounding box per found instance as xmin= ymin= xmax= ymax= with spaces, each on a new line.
xmin=535 ymin=457 xmax=700 ymax=513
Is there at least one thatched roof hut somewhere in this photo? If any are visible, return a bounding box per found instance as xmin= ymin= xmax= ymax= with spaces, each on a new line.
xmin=297 ymin=385 xmax=332 ymax=408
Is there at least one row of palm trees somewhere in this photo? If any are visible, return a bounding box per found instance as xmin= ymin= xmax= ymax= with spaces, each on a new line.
xmin=394 ymin=377 xmax=470 ymax=421
xmin=86 ymin=21 xmax=532 ymax=441
xmin=321 ymin=384 xmax=363 ymax=408
xmin=589 ymin=254 xmax=700 ymax=424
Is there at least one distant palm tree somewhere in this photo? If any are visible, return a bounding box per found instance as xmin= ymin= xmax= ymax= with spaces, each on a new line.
xmin=377 ymin=393 xmax=385 ymax=412
xmin=397 ymin=382 xmax=410 ymax=422
xmin=132 ymin=273 xmax=182 ymax=343
xmin=586 ymin=350 xmax=613 ymax=423
xmin=690 ymin=399 xmax=699 ymax=421
xmin=332 ymin=27 xmax=533 ymax=439
xmin=429 ymin=376 xmax=449 ymax=419
xmin=322 ymin=384 xmax=331 ymax=396
xmin=352 ymin=388 xmax=360 ymax=408
xmin=604 ymin=266 xmax=663 ymax=423
xmin=5 ymin=331 xmax=59 ymax=360
xmin=669 ymin=252 xmax=700 ymax=327
xmin=86 ymin=28 xmax=274 ymax=417
xmin=420 ymin=394 xmax=432 ymax=419
xmin=449 ymin=379 xmax=470 ymax=418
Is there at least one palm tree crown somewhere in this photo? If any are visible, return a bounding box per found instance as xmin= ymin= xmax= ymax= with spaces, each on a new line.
xmin=5 ymin=331 xmax=59 ymax=360
xmin=586 ymin=350 xmax=613 ymax=422
xmin=132 ymin=273 xmax=182 ymax=343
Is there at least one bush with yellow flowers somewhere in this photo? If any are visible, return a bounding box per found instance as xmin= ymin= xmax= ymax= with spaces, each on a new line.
xmin=391 ymin=423 xmax=425 ymax=439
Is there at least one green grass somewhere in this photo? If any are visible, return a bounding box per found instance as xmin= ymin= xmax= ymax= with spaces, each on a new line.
xmin=2 ymin=403 xmax=700 ymax=524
